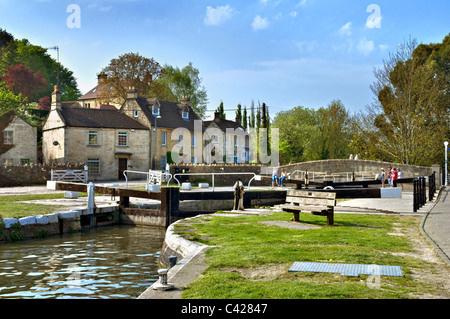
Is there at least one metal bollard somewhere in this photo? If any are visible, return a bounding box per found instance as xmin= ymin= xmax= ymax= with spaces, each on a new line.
xmin=152 ymin=268 xmax=174 ymax=291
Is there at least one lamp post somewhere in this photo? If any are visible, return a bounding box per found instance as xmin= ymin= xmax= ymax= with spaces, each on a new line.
xmin=445 ymin=141 xmax=449 ymax=186
xmin=154 ymin=116 xmax=161 ymax=170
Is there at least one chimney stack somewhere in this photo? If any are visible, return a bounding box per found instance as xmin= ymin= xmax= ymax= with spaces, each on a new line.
xmin=126 ymin=87 xmax=138 ymax=99
xmin=235 ymin=115 xmax=241 ymax=125
xmin=97 ymin=72 xmax=108 ymax=84
xmin=51 ymin=85 xmax=62 ymax=110
xmin=214 ymin=111 xmax=221 ymax=121
xmin=181 ymin=96 xmax=190 ymax=105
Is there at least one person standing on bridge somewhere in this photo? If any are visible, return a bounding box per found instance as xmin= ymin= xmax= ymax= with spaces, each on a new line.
xmin=380 ymin=168 xmax=386 ymax=188
xmin=392 ymin=168 xmax=399 ymax=188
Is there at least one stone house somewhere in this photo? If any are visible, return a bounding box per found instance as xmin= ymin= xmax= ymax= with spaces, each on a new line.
xmin=77 ymin=72 xmax=122 ymax=109
xmin=203 ymin=112 xmax=250 ymax=164
xmin=42 ymin=86 xmax=150 ymax=181
xmin=0 ymin=110 xmax=37 ymax=165
xmin=120 ymin=88 xmax=205 ymax=170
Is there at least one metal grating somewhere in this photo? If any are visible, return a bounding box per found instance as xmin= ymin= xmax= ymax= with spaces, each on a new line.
xmin=289 ymin=262 xmax=403 ymax=277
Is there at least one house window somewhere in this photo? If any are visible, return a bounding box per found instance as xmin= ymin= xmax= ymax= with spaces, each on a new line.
xmin=152 ymin=103 xmax=160 ymax=116
xmin=3 ymin=131 xmax=13 ymax=145
xmin=88 ymin=131 xmax=99 ymax=145
xmin=161 ymin=131 xmax=166 ymax=146
xmin=133 ymin=110 xmax=139 ymax=118
xmin=212 ymin=135 xmax=218 ymax=144
xmin=192 ymin=134 xmax=196 ymax=147
xmin=118 ymin=132 xmax=128 ymax=146
xmin=182 ymin=108 xmax=189 ymax=119
xmin=177 ymin=134 xmax=182 ymax=147
xmin=20 ymin=159 xmax=30 ymax=165
xmin=87 ymin=158 xmax=100 ymax=175
xmin=191 ymin=157 xmax=197 ymax=164
xmin=161 ymin=156 xmax=167 ymax=171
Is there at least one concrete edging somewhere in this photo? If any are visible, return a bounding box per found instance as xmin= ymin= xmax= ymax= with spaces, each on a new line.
xmin=138 ymin=215 xmax=212 ymax=299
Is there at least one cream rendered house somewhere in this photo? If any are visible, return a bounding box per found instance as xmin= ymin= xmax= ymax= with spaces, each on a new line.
xmin=120 ymin=88 xmax=205 ymax=170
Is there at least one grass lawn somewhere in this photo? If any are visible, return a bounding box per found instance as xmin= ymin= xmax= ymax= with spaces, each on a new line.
xmin=173 ymin=211 xmax=450 ymax=299
xmin=0 ymin=193 xmax=86 ymax=219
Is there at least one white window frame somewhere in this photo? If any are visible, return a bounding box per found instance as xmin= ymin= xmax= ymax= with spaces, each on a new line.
xmin=177 ymin=134 xmax=182 ymax=147
xmin=88 ymin=131 xmax=99 ymax=145
xmin=161 ymin=131 xmax=167 ymax=146
xmin=118 ymin=132 xmax=129 ymax=147
xmin=3 ymin=131 xmax=13 ymax=145
xmin=152 ymin=102 xmax=160 ymax=116
xmin=182 ymin=107 xmax=189 ymax=119
xmin=133 ymin=110 xmax=139 ymax=118
xmin=87 ymin=158 xmax=100 ymax=175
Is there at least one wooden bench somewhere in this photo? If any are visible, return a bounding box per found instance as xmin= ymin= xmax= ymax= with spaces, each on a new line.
xmin=279 ymin=190 xmax=336 ymax=226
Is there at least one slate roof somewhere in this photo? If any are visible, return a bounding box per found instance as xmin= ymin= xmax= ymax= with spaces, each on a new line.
xmin=78 ymin=83 xmax=111 ymax=101
xmin=58 ymin=106 xmax=148 ymax=130
xmin=133 ymin=97 xmax=204 ymax=131
xmin=204 ymin=117 xmax=247 ymax=134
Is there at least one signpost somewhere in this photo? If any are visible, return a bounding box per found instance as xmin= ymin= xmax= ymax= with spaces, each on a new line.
xmin=445 ymin=141 xmax=448 ymax=186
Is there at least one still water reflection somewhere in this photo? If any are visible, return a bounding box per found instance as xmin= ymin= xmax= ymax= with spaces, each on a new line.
xmin=0 ymin=225 xmax=165 ymax=299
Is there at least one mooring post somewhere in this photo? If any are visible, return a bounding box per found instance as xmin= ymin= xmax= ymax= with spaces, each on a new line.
xmin=161 ymin=187 xmax=180 ymax=227
xmin=87 ymin=182 xmax=95 ymax=226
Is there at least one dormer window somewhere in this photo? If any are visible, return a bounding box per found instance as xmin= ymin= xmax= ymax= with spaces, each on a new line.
xmin=182 ymin=106 xmax=189 ymax=119
xmin=152 ymin=101 xmax=160 ymax=116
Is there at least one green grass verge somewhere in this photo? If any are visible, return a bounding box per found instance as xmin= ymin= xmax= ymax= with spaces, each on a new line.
xmin=173 ymin=211 xmax=447 ymax=299
xmin=0 ymin=193 xmax=86 ymax=219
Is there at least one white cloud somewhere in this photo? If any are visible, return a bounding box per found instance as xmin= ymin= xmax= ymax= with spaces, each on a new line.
xmin=378 ymin=44 xmax=389 ymax=52
xmin=339 ymin=22 xmax=352 ymax=37
xmin=204 ymin=5 xmax=233 ymax=26
xmin=290 ymin=11 xmax=297 ymax=18
xmin=252 ymin=15 xmax=269 ymax=31
xmin=357 ymin=38 xmax=375 ymax=56
xmin=296 ymin=0 xmax=309 ymax=7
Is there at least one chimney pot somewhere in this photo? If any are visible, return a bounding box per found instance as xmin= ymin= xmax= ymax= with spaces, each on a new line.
xmin=51 ymin=85 xmax=62 ymax=110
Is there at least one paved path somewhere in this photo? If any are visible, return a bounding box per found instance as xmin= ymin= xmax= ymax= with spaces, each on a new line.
xmin=422 ymin=187 xmax=450 ymax=265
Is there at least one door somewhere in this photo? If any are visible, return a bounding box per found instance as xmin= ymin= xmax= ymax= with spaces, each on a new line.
xmin=118 ymin=158 xmax=128 ymax=180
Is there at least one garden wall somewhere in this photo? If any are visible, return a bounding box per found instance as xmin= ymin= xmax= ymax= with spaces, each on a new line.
xmin=0 ymin=163 xmax=84 ymax=187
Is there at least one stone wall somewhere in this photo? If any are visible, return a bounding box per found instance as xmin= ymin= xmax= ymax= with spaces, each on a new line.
xmin=0 ymin=163 xmax=84 ymax=187
xmin=280 ymin=159 xmax=439 ymax=179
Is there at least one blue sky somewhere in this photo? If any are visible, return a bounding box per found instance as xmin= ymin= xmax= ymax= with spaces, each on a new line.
xmin=0 ymin=0 xmax=449 ymax=120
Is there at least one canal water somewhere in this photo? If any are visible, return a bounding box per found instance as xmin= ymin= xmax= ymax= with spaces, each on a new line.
xmin=0 ymin=225 xmax=165 ymax=299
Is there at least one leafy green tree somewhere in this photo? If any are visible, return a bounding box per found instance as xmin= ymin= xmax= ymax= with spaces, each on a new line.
xmin=273 ymin=106 xmax=321 ymax=164
xmin=369 ymin=35 xmax=449 ymax=166
xmin=236 ymin=104 xmax=242 ymax=121
xmin=0 ymin=37 xmax=81 ymax=102
xmin=0 ymin=82 xmax=27 ymax=112
xmin=317 ymin=99 xmax=352 ymax=160
xmin=216 ymin=102 xmax=225 ymax=119
xmin=158 ymin=62 xmax=208 ymax=118
xmin=242 ymin=107 xmax=248 ymax=130
xmin=102 ymin=52 xmax=163 ymax=103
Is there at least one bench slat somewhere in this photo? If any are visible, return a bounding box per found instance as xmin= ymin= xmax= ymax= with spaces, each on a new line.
xmin=287 ymin=190 xmax=336 ymax=200
xmin=286 ymin=196 xmax=335 ymax=207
